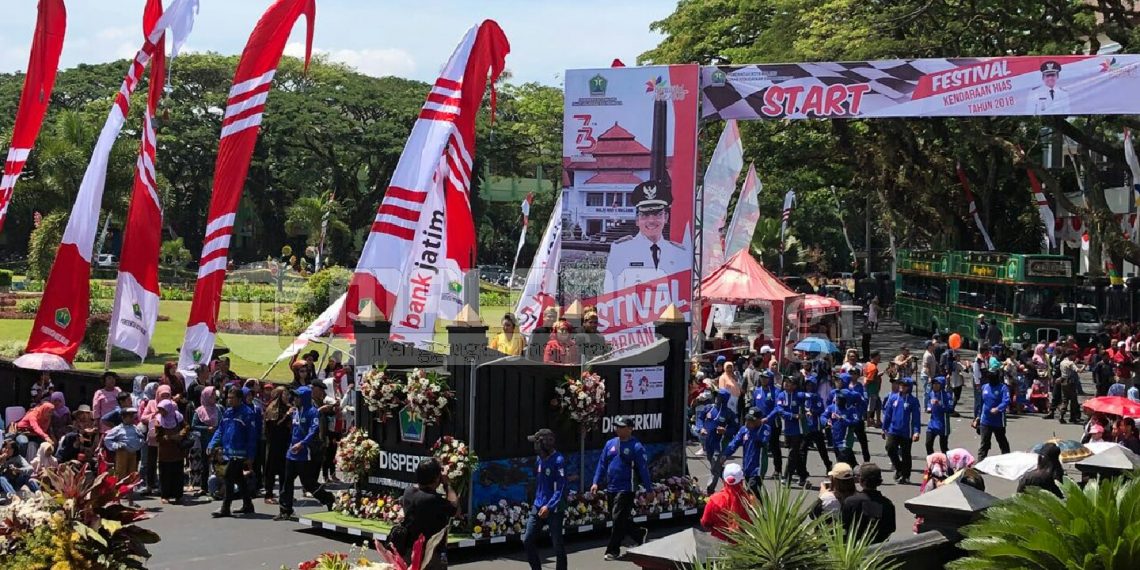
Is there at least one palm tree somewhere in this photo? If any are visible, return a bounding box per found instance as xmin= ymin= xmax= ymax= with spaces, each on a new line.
xmin=283 ymin=192 xmax=350 ymax=258
xmin=695 ymin=484 xmax=899 ymax=570
xmin=949 ymin=477 xmax=1140 ymax=570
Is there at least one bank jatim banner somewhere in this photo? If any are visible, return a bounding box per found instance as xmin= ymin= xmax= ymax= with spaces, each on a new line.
xmin=561 ymin=65 xmax=698 ymax=351
xmin=702 ymin=55 xmax=1140 ymax=120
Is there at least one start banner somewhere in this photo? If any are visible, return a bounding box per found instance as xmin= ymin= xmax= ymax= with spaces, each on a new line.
xmin=702 ymin=55 xmax=1140 ymax=120
xmin=561 ymin=65 xmax=699 ymax=351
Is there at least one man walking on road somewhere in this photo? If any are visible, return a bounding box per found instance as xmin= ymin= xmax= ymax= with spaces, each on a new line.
xmin=975 ymin=369 xmax=1011 ymax=461
xmin=208 ymin=387 xmax=258 ymax=518
xmin=882 ymin=377 xmax=921 ymax=484
xmin=523 ymin=429 xmax=567 ymax=570
xmin=591 ymin=416 xmax=652 ymax=562
xmin=275 ymin=386 xmax=333 ymax=521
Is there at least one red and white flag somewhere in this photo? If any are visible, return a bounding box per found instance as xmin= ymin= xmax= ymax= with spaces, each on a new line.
xmin=109 ymin=0 xmax=167 ymax=361
xmin=1026 ymin=168 xmax=1056 ymax=249
xmin=515 ymin=194 xmax=562 ymax=337
xmin=178 ymin=0 xmax=314 ymax=371
xmin=1124 ymin=129 xmax=1140 ymax=241
xmin=700 ymin=119 xmax=743 ymax=277
xmin=344 ymin=20 xmax=509 ymax=344
xmin=274 ymin=292 xmax=346 ymax=362
xmin=778 ymin=190 xmax=795 ymax=273
xmin=714 ymin=162 xmax=763 ymax=330
xmin=509 ymin=192 xmax=535 ymax=287
xmin=0 ymin=0 xmax=66 ymax=232
xmin=956 ymin=162 xmax=995 ymax=251
xmin=25 ymin=0 xmax=198 ymax=364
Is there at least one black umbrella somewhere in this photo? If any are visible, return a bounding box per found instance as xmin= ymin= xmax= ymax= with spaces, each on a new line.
xmin=621 ymin=528 xmax=723 ymax=569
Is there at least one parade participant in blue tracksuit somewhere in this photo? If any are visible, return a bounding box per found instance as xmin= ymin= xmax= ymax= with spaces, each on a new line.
xmin=275 ymin=386 xmax=333 ymax=521
xmin=925 ymin=376 xmax=954 ymax=455
xmin=701 ymin=388 xmax=739 ymax=493
xmin=752 ymin=369 xmax=783 ymax=477
xmin=882 ymin=377 xmax=922 ymax=484
xmin=591 ymin=416 xmax=653 ymax=561
xmin=208 ymin=387 xmax=259 ymax=518
xmin=523 ymin=429 xmax=567 ymax=570
xmin=721 ymin=408 xmax=771 ymax=497
xmin=798 ymin=375 xmax=832 ymax=487
xmin=824 ymin=389 xmax=858 ymax=468
xmin=974 ymin=371 xmax=1011 ymax=461
xmin=776 ymin=377 xmax=808 ymax=486
xmin=840 ymin=372 xmax=871 ymax=463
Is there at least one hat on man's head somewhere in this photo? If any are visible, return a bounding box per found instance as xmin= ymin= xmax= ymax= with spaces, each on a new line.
xmin=722 ymin=463 xmax=745 ymax=486
xmin=527 ymin=428 xmax=556 ymax=446
xmin=828 ymin=462 xmax=854 ymax=480
xmin=1041 ymin=60 xmax=1061 ymax=75
xmin=715 ymin=355 xmax=727 ymax=364
xmin=900 ymin=377 xmax=916 ymax=386
xmin=744 ymin=407 xmax=763 ymax=421
xmin=631 ymin=180 xmax=672 ymax=212
xmin=75 ymin=404 xmax=92 ymax=414
xmin=613 ymin=416 xmax=633 ymax=429
xmin=760 ymin=346 xmax=773 ymax=354
xmin=932 ymin=376 xmax=946 ymax=386
xmin=122 ymin=407 xmax=138 ymax=415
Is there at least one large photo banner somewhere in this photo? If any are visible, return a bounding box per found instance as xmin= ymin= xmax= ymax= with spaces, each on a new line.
xmin=702 ymin=55 xmax=1140 ymax=120
xmin=561 ymin=65 xmax=699 ymax=351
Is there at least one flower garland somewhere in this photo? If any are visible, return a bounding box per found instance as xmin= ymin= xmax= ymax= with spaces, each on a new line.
xmin=431 ymin=436 xmax=477 ymax=489
xmin=332 ymin=490 xmax=404 ymax=524
xmin=358 ymin=365 xmax=404 ymax=423
xmin=404 ymin=369 xmax=454 ymax=426
xmin=554 ymin=370 xmax=608 ymax=432
xmin=335 ymin=428 xmax=381 ymax=483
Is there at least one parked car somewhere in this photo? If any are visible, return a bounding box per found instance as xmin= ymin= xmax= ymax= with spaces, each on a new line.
xmin=96 ymin=254 xmax=117 ymax=268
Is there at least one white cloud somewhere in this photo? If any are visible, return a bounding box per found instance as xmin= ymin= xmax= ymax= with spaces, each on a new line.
xmin=284 ymin=41 xmax=416 ymax=78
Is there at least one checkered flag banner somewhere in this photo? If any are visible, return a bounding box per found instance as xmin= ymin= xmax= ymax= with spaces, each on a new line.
xmin=701 ymin=55 xmax=1140 ymax=120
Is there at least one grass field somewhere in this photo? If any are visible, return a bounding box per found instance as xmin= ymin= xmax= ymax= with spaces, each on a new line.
xmin=0 ymin=298 xmax=513 ymax=383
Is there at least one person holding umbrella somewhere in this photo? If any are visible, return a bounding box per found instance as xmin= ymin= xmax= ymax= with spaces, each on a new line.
xmin=591 ymin=416 xmax=652 ymax=562
xmin=522 ymin=429 xmax=566 ymax=570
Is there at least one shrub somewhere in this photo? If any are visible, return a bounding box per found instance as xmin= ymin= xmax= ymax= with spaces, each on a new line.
xmin=292 ymin=266 xmax=350 ymax=322
xmin=15 ymin=298 xmax=39 ymax=314
xmin=26 ymin=212 xmax=67 ymax=280
xmin=160 ymin=237 xmax=192 ymax=266
xmin=0 ymin=340 xmax=24 ymax=359
xmin=480 ymin=289 xmax=509 ymax=307
xmin=0 ymin=270 xmax=12 ymax=287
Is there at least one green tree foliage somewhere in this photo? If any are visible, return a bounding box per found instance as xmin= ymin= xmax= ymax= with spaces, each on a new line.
xmin=293 ymin=265 xmax=351 ymax=323
xmin=950 ymin=477 xmax=1140 ymax=570
xmin=159 ymin=237 xmax=191 ymax=266
xmin=642 ymin=0 xmax=1140 ymax=272
xmin=26 ymin=211 xmax=67 ymax=280
xmin=284 ymin=193 xmax=351 ymax=260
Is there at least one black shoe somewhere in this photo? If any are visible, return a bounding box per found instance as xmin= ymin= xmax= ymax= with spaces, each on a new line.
xmin=1059 ymin=419 xmax=1067 ymax=424
xmin=235 ymin=505 xmax=255 ymax=515
xmin=1043 ymin=413 xmax=1055 ymax=420
xmin=211 ymin=509 xmax=232 ymax=518
xmin=274 ymin=511 xmax=294 ymax=521
xmin=637 ymin=527 xmax=649 ymax=546
xmin=798 ymin=478 xmax=810 ymax=489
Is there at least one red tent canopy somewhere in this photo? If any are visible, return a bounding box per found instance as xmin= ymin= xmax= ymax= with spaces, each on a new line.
xmin=800 ymin=294 xmax=841 ymax=317
xmin=699 ymin=249 xmax=798 ymax=304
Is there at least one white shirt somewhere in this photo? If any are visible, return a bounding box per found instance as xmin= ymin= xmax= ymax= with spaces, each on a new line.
xmin=604 ymin=233 xmax=689 ymax=291
xmin=1025 ymin=85 xmax=1071 ymax=115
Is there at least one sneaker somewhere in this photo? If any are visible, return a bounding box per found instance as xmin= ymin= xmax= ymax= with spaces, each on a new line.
xmin=798 ymin=478 xmax=810 ymax=489
xmin=273 ymin=512 xmax=294 ymax=522
xmin=603 ymin=554 xmax=618 ymax=562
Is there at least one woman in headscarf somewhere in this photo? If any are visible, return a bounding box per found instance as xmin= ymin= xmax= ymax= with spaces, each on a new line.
xmin=262 ymin=386 xmax=292 ymax=505
xmin=1016 ymin=442 xmax=1064 ymax=498
xmin=543 ymin=320 xmax=580 ymax=364
xmin=141 ymin=384 xmax=169 ymax=495
xmin=48 ymin=392 xmax=71 ymax=442
xmin=919 ymin=453 xmax=950 ymax=494
xmin=190 ymin=386 xmax=222 ymax=493
xmin=155 ymin=399 xmax=189 ymax=504
xmin=131 ymin=376 xmax=149 ymax=409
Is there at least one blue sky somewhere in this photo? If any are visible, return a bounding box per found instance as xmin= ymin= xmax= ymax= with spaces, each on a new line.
xmin=0 ymin=0 xmax=675 ymax=85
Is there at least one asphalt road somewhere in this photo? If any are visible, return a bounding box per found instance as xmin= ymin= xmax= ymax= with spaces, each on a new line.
xmin=140 ymin=320 xmax=1089 ymax=569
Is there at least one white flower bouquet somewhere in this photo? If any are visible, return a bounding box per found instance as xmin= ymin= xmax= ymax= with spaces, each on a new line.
xmin=335 ymin=427 xmax=381 ymax=482
xmin=431 ymin=435 xmax=477 ymax=489
xmin=554 ymin=370 xmax=608 ymax=432
xmin=358 ymin=364 xmax=404 ymax=423
xmin=404 ymin=369 xmax=453 ymax=426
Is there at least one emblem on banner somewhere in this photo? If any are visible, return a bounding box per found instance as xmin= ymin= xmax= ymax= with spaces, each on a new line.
xmin=589 ymin=74 xmax=607 ymax=96
xmin=132 ymin=302 xmax=143 ymax=320
xmin=54 ymin=308 xmax=70 ymax=328
xmin=448 ymin=281 xmax=463 ymax=294
xmin=711 ymin=69 xmax=727 ymax=86
xmin=399 ymin=405 xmax=425 ymax=444
xmin=192 ymin=349 xmax=203 ymax=362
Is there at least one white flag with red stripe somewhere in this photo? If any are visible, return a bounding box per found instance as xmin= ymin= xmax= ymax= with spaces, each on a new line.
xmin=778 ymin=190 xmax=795 ymax=273
xmin=1026 ymin=168 xmax=1055 ymax=248
xmin=700 ymin=119 xmax=743 ymax=277
xmin=109 ymin=0 xmax=170 ymax=361
xmin=515 ymin=194 xmax=562 ymax=337
xmin=1124 ymin=129 xmax=1140 ymax=242
xmin=275 ymin=292 xmax=346 ymax=362
xmin=0 ymin=0 xmax=66 ymax=233
xmin=509 ymin=192 xmax=535 ymax=288
xmin=25 ymin=0 xmax=198 ymax=364
xmin=179 ymin=0 xmax=314 ymax=371
xmin=714 ymin=162 xmax=763 ymax=330
xmin=344 ymin=21 xmax=509 ymax=337
xmin=956 ymin=162 xmax=995 ymax=251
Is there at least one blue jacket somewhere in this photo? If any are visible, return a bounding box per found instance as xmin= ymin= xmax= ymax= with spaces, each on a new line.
xmin=925 ymin=389 xmax=954 ymax=435
xmin=593 ymin=436 xmax=652 ymax=493
xmin=797 ymin=390 xmax=824 ymax=433
xmin=533 ymin=451 xmax=567 ymax=510
xmin=980 ymin=382 xmax=1010 ymax=428
xmin=845 ymin=382 xmax=867 ymax=421
xmin=104 ymin=423 xmax=145 ymax=453
xmin=286 ymin=386 xmax=321 ymax=461
xmin=776 ymin=389 xmax=802 ymax=436
xmin=882 ymin=392 xmax=921 ymax=438
xmin=723 ymin=423 xmax=771 ymax=478
xmin=208 ymin=402 xmax=259 ymax=460
xmin=823 ymin=403 xmax=855 ymax=450
xmin=752 ymin=382 xmax=780 ymax=419
xmin=700 ymin=397 xmax=739 ymax=450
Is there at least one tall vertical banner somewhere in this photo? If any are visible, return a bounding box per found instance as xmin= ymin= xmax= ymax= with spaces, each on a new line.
xmin=343 ymin=21 xmax=509 ymax=349
xmin=700 ymin=119 xmax=743 ymax=277
xmin=561 ymin=65 xmax=699 ymax=350
xmin=956 ymin=162 xmax=995 ymax=251
xmin=713 ymin=162 xmax=762 ymax=330
xmin=0 ymin=0 xmax=66 ymax=232
xmin=1026 ymin=168 xmax=1055 ymax=249
xmin=515 ymin=194 xmax=562 ymax=337
xmin=24 ymin=0 xmax=197 ymax=365
xmin=109 ymin=0 xmax=167 ymax=361
xmin=179 ymin=0 xmax=314 ymax=371
xmin=779 ymin=190 xmax=795 ymax=274
xmin=1124 ymin=129 xmax=1140 ymax=243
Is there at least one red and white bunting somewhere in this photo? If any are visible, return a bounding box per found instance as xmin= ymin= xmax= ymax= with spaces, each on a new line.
xmin=1026 ymin=168 xmax=1055 ymax=248
xmin=179 ymin=0 xmax=314 ymax=371
xmin=344 ymin=21 xmax=509 ymax=338
xmin=0 ymin=0 xmax=66 ymax=232
xmin=955 ymin=162 xmax=995 ymax=251
xmin=515 ymin=194 xmax=563 ymax=337
xmin=25 ymin=0 xmax=198 ymax=364
xmin=109 ymin=0 xmax=167 ymax=361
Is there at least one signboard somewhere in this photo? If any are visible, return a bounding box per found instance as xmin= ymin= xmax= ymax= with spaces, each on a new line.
xmin=1027 ymin=259 xmax=1072 ymax=278
xmin=702 ymin=55 xmax=1140 ymax=120
xmin=561 ymin=65 xmax=699 ymax=351
xmin=967 ymin=264 xmax=998 ymax=278
xmin=620 ymin=366 xmax=665 ymax=400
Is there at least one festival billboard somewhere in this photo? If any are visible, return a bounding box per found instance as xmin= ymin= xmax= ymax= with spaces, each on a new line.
xmin=561 ymin=65 xmax=699 ymax=351
xmin=702 ymin=55 xmax=1140 ymax=120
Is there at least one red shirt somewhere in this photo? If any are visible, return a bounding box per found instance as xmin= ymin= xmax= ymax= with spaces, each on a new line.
xmin=701 ymin=484 xmax=751 ymax=542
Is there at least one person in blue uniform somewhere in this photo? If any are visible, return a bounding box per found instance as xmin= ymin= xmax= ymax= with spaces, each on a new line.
xmin=840 ymin=372 xmax=871 ymax=463
xmin=973 ymin=371 xmax=1011 ymax=461
xmin=925 ymin=376 xmax=954 ymax=455
xmin=824 ymin=389 xmax=858 ymax=468
xmin=798 ymin=375 xmax=832 ymax=486
xmin=882 ymin=377 xmax=921 ymax=484
xmin=591 ymin=416 xmax=653 ymax=561
xmin=523 ymin=429 xmax=567 ymax=570
xmin=207 ymin=387 xmax=259 ymax=518
xmin=701 ymin=388 xmax=739 ymax=493
xmin=777 ymin=377 xmax=808 ymax=486
xmin=275 ymin=385 xmax=333 ymax=521
xmin=721 ymin=407 xmax=771 ymax=497
xmin=752 ymin=369 xmax=783 ymax=478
